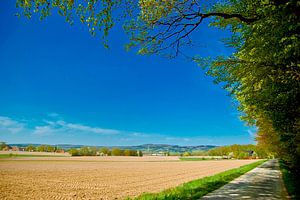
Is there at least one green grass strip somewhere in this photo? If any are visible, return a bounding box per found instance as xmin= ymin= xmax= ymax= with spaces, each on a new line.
xmin=279 ymin=160 xmax=299 ymax=199
xmin=129 ymin=160 xmax=266 ymax=200
xmin=0 ymin=154 xmax=67 ymax=158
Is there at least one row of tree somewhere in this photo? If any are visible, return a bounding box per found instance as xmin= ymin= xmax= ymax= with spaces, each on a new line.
xmin=202 ymin=0 xmax=299 ymax=172
xmin=26 ymin=145 xmax=64 ymax=152
xmin=180 ymin=144 xmax=270 ymax=159
xmin=68 ymin=147 xmax=143 ymax=156
xmin=206 ymin=144 xmax=270 ymax=159
xmin=0 ymin=142 xmax=64 ymax=153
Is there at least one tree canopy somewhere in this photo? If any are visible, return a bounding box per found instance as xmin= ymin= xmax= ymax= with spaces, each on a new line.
xmin=205 ymin=0 xmax=299 ymax=172
xmin=15 ymin=0 xmax=299 ymax=173
xmin=207 ymin=144 xmax=270 ymax=159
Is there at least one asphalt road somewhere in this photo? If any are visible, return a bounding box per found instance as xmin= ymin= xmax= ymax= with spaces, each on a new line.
xmin=201 ymin=160 xmax=289 ymax=200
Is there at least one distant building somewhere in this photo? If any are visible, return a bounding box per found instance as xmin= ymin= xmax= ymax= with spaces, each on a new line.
xmin=245 ymin=150 xmax=254 ymax=157
xmin=19 ymin=147 xmax=26 ymax=151
xmin=55 ymin=149 xmax=65 ymax=153
xmin=151 ymin=152 xmax=168 ymax=156
xmin=11 ymin=146 xmax=19 ymax=151
xmin=3 ymin=146 xmax=12 ymax=151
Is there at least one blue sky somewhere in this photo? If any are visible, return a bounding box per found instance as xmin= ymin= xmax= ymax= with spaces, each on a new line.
xmin=0 ymin=1 xmax=256 ymax=146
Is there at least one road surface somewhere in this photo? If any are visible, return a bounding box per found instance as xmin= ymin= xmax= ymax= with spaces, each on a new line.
xmin=201 ymin=160 xmax=289 ymax=200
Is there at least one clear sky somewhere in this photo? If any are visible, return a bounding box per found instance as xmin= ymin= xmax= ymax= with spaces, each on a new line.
xmin=0 ymin=1 xmax=256 ymax=146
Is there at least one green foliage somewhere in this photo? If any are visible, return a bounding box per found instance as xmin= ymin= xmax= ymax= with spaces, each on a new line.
xmin=99 ymin=147 xmax=110 ymax=155
xmin=111 ymin=148 xmax=122 ymax=156
xmin=79 ymin=146 xmax=91 ymax=156
xmin=55 ymin=146 xmax=64 ymax=152
xmin=124 ymin=149 xmax=138 ymax=156
xmin=123 ymin=149 xmax=131 ymax=156
xmin=88 ymin=147 xmax=98 ymax=155
xmin=68 ymin=147 xmax=97 ymax=156
xmin=203 ymin=0 xmax=300 ymax=171
xmin=126 ymin=0 xmax=300 ymax=172
xmin=69 ymin=148 xmax=80 ymax=156
xmin=130 ymin=160 xmax=265 ymax=200
xmin=46 ymin=145 xmax=55 ymax=152
xmin=0 ymin=142 xmax=8 ymax=150
xmin=36 ymin=145 xmax=55 ymax=152
xmin=15 ymin=0 xmax=119 ymax=47
xmin=185 ymin=144 xmax=274 ymax=160
xmin=279 ymin=160 xmax=300 ymax=199
xmin=37 ymin=145 xmax=46 ymax=152
xmin=207 ymin=144 xmax=269 ymax=159
xmin=68 ymin=147 xmax=140 ymax=156
xmin=182 ymin=151 xmax=191 ymax=157
xmin=111 ymin=148 xmax=139 ymax=156
xmin=138 ymin=150 xmax=143 ymax=157
xmin=25 ymin=145 xmax=36 ymax=152
xmin=81 ymin=146 xmax=97 ymax=156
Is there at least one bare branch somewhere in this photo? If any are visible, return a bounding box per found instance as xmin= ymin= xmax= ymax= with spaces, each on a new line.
xmin=201 ymin=12 xmax=258 ymax=24
xmin=130 ymin=0 xmax=258 ymax=56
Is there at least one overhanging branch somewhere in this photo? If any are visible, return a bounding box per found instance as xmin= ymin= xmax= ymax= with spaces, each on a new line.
xmin=201 ymin=12 xmax=258 ymax=24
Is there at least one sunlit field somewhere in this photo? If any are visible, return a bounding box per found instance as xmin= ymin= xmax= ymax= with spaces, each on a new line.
xmin=0 ymin=156 xmax=258 ymax=200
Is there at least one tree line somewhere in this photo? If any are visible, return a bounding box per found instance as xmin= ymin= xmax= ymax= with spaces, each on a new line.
xmin=0 ymin=142 xmax=143 ymax=156
xmin=0 ymin=142 xmax=65 ymax=153
xmin=26 ymin=144 xmax=65 ymax=152
xmin=206 ymin=144 xmax=270 ymax=159
xmin=68 ymin=147 xmax=143 ymax=157
xmin=180 ymin=144 xmax=270 ymax=159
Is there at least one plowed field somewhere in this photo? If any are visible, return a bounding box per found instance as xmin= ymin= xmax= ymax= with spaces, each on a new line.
xmin=0 ymin=156 xmax=258 ymax=199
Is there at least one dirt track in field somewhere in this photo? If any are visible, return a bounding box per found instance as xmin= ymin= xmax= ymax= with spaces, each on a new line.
xmin=0 ymin=156 xmax=258 ymax=200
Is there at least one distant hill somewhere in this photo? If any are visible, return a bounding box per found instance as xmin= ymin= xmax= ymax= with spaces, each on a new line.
xmin=8 ymin=143 xmax=83 ymax=150
xmin=8 ymin=143 xmax=217 ymax=153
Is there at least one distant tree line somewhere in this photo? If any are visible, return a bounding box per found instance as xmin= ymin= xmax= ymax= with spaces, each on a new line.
xmin=0 ymin=141 xmax=268 ymax=159
xmin=0 ymin=142 xmax=64 ymax=153
xmin=68 ymin=147 xmax=143 ymax=157
xmin=24 ymin=145 xmax=65 ymax=153
xmin=180 ymin=144 xmax=270 ymax=159
xmin=206 ymin=144 xmax=270 ymax=159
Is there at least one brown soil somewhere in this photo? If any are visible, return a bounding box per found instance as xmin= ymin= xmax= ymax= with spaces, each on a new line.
xmin=0 ymin=157 xmax=258 ymax=200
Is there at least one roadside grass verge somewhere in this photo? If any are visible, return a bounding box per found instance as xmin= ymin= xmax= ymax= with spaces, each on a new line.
xmin=0 ymin=154 xmax=66 ymax=158
xmin=279 ymin=160 xmax=299 ymax=199
xmin=129 ymin=160 xmax=266 ymax=200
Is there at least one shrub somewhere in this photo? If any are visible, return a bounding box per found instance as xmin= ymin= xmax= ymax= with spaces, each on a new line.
xmin=69 ymin=148 xmax=80 ymax=156
xmin=0 ymin=142 xmax=8 ymax=150
xmin=111 ymin=148 xmax=122 ymax=156
xmin=138 ymin=150 xmax=143 ymax=157
xmin=183 ymin=152 xmax=191 ymax=156
xmin=99 ymin=147 xmax=110 ymax=155
xmin=123 ymin=149 xmax=131 ymax=156
xmin=25 ymin=145 xmax=36 ymax=152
